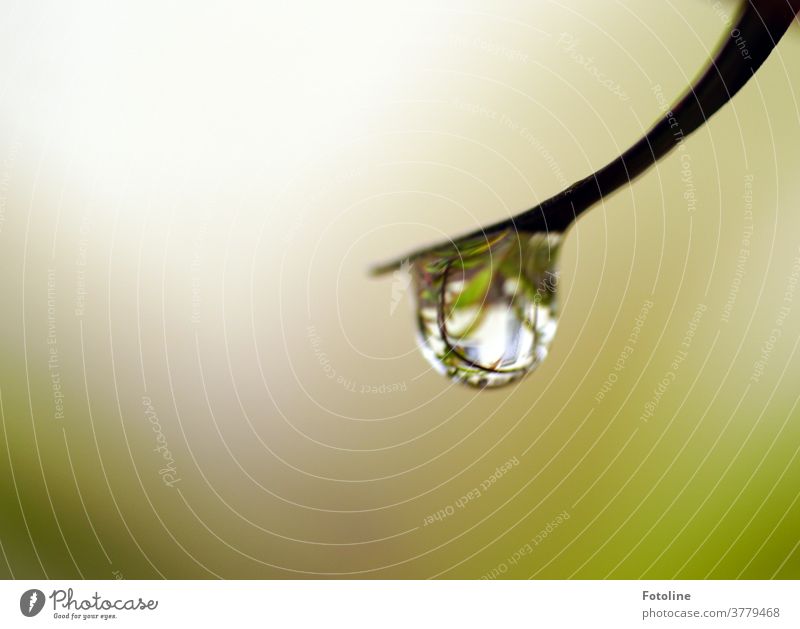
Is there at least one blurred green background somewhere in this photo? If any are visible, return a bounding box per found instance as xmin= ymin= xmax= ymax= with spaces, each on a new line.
xmin=0 ymin=0 xmax=799 ymax=578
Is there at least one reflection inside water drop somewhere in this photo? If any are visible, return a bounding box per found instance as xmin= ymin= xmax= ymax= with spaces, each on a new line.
xmin=411 ymin=230 xmax=561 ymax=388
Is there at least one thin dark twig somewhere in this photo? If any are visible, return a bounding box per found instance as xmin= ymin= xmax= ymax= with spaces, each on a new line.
xmin=372 ymin=0 xmax=799 ymax=276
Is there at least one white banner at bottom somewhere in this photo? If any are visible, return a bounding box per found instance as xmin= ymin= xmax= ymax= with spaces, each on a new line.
xmin=0 ymin=580 xmax=797 ymax=628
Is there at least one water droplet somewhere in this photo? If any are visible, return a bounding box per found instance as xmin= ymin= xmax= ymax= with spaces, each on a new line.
xmin=411 ymin=230 xmax=561 ymax=388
